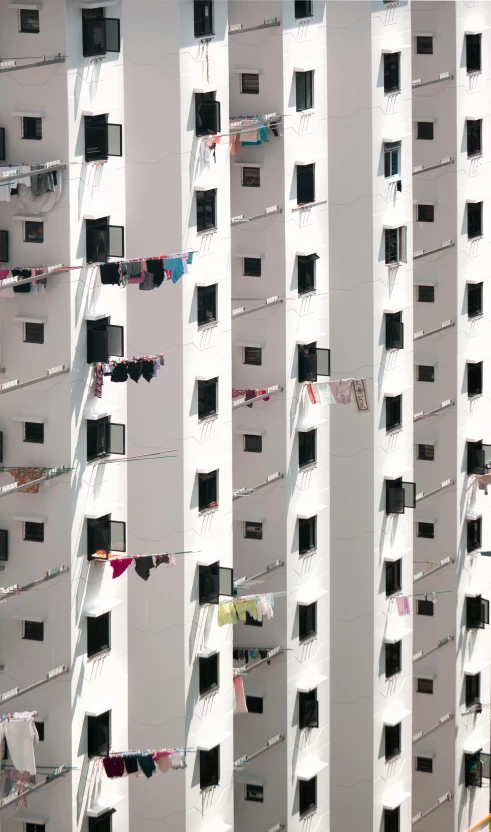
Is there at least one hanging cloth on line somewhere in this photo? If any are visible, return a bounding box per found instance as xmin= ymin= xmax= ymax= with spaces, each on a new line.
xmin=109 ymin=554 xmax=176 ymax=580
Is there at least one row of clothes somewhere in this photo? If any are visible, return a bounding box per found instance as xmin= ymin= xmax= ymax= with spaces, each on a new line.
xmin=7 ymin=467 xmax=44 ymax=494
xmin=99 ymin=252 xmax=193 ymax=288
xmin=229 ymin=117 xmax=282 ymax=155
xmin=102 ymin=749 xmax=187 ymax=779
xmin=94 ymin=356 xmax=164 ymax=397
xmin=232 ymin=388 xmax=270 ymax=408
xmin=233 ymin=647 xmax=274 ymax=664
xmin=110 ymin=554 xmax=176 ymax=581
xmin=0 ymin=269 xmax=47 ymax=293
xmin=0 ymin=768 xmax=35 ymax=809
xmin=218 ymin=594 xmax=274 ymax=627
xmin=0 ymin=167 xmax=58 ymax=203
xmin=305 ymin=378 xmax=370 ymax=412
xmin=0 ymin=713 xmax=39 ymax=777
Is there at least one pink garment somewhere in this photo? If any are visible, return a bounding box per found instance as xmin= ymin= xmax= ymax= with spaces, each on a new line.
xmin=229 ymin=133 xmax=240 ymax=155
xmin=306 ymin=384 xmax=316 ymax=405
xmin=310 ymin=383 xmax=321 ymax=404
xmin=153 ymin=750 xmax=172 ymax=773
xmin=233 ymin=675 xmax=248 ymax=714
xmin=110 ymin=558 xmax=133 ymax=579
xmin=327 ymin=378 xmax=354 ymax=405
xmin=168 ymin=555 xmax=176 ymax=568
xmin=395 ymin=595 xmax=411 ymax=616
xmin=128 ymin=275 xmax=145 ymax=284
xmin=0 ymin=270 xmax=10 ymax=281
xmin=477 ymin=474 xmax=491 ymax=495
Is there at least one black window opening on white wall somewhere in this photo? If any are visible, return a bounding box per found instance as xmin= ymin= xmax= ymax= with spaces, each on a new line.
xmin=198 ymin=377 xmax=217 ymax=420
xmin=386 ymin=478 xmax=416 ymax=515
xmin=241 ymin=73 xmax=259 ymax=94
xmin=0 ymin=230 xmax=8 ymax=262
xmin=86 ymin=218 xmax=124 ymax=263
xmin=467 ymin=119 xmax=482 ymax=157
xmin=386 ymin=395 xmax=402 ymax=433
xmin=385 ymin=312 xmax=404 ymax=350
xmin=87 ymin=318 xmax=124 ymax=363
xmin=466 ymin=33 xmax=482 ymax=73
xmin=86 ymin=417 xmax=125 ymax=462
xmin=194 ymin=0 xmax=214 ymax=37
xmin=82 ymin=9 xmax=120 ymax=57
xmin=296 ymin=70 xmax=313 ymax=112
xmin=84 ymin=116 xmax=122 ymax=162
xmin=383 ymin=52 xmax=400 ymax=93
xmin=298 ymin=253 xmax=318 ymax=295
xmin=22 ymin=116 xmax=42 ymax=140
xmin=198 ymin=470 xmax=218 ymax=511
xmin=468 ymin=202 xmax=483 ymax=239
xmin=297 ymin=163 xmax=315 ymax=205
xmin=385 ymin=226 xmax=407 ymax=265
xmin=87 ymin=514 xmax=126 ymax=560
xmin=195 ymin=92 xmax=221 ymax=137
xmin=298 ymin=342 xmax=330 ymax=383
xmin=199 ymin=561 xmax=233 ymax=605
xmin=197 ymin=189 xmax=217 ymax=233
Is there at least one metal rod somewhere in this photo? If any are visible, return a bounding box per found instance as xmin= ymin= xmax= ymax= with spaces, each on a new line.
xmin=414 ymin=399 xmax=454 ymax=421
xmin=291 ymin=199 xmax=328 ymax=213
xmin=0 ymin=267 xmax=68 ymax=291
xmin=414 ymin=557 xmax=454 ymax=583
xmin=413 ymin=241 xmax=454 ymax=260
xmin=233 ymin=472 xmax=283 ymax=501
xmin=235 ymin=646 xmax=283 ymax=675
xmin=413 ymin=157 xmax=454 ymax=175
xmin=232 ymin=297 xmax=283 ymax=318
xmin=233 ymin=385 xmax=283 ymax=410
xmin=412 ymin=72 xmax=453 ymax=88
xmin=0 ymin=766 xmax=69 ymax=812
xmin=232 ymin=206 xmax=282 ymax=224
xmin=235 ymin=559 xmax=284 ymax=586
xmin=414 ymin=320 xmax=454 ymax=341
xmin=0 ymin=161 xmax=65 ymax=186
xmin=234 ymin=734 xmax=284 ymax=768
xmin=0 ymin=467 xmax=70 ymax=499
xmin=0 ymin=366 xmax=69 ymax=394
xmin=413 ymin=712 xmax=453 ymax=744
xmin=416 ymin=478 xmax=454 ymax=502
xmin=1 ymin=565 xmax=68 ymax=598
xmin=413 ymin=635 xmax=453 ymax=663
xmin=229 ymin=19 xmax=281 ymax=34
xmin=0 ymin=665 xmax=69 ymax=704
xmin=0 ymin=55 xmax=65 ymax=74
xmin=412 ymin=792 xmax=452 ymax=825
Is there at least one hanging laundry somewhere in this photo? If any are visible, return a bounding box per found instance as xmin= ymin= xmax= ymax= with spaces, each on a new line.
xmin=102 ymin=748 xmax=188 ymax=778
xmin=352 ymin=378 xmax=370 ymax=413
xmin=100 ymin=263 xmax=121 ymax=285
xmin=218 ymin=594 xmax=274 ymax=626
xmin=137 ymin=753 xmax=156 ymax=778
xmin=163 ymin=257 xmax=185 ymax=284
xmin=476 ymin=473 xmax=491 ymax=495
xmin=327 ymin=378 xmax=354 ymax=405
xmin=94 ymin=365 xmax=103 ymax=399
xmin=233 ymin=648 xmax=271 ymax=664
xmin=3 ymin=718 xmax=39 ymax=776
xmin=109 ymin=558 xmax=133 ymax=579
xmin=134 ymin=556 xmax=154 ymax=581
xmin=109 ymin=553 xmax=177 ymax=580
xmin=154 ymin=750 xmax=172 ymax=773
xmin=8 ymin=468 xmax=44 ymax=494
xmin=395 ymin=595 xmax=411 ymax=616
xmin=233 ymin=676 xmax=249 ymax=714
xmin=102 ymin=756 xmax=125 ymax=778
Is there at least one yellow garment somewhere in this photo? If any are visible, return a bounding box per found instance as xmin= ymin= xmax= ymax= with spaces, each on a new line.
xmin=234 ymin=599 xmax=247 ymax=621
xmin=218 ymin=602 xmax=237 ymax=627
xmin=244 ymin=599 xmax=258 ymax=620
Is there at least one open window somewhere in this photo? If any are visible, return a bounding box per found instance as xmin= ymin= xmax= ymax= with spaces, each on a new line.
xmin=0 ymin=230 xmax=8 ymax=262
xmin=199 ymin=652 xmax=219 ymax=695
xmin=385 ymin=723 xmax=401 ymax=761
xmin=466 ymin=595 xmax=489 ymax=629
xmin=299 ymin=602 xmax=317 ymax=641
xmin=87 ymin=417 xmax=125 ymax=462
xmin=0 ymin=128 xmax=5 ymax=161
xmin=468 ymin=282 xmax=483 ymax=318
xmin=198 ymin=378 xmax=217 ymax=419
xmin=198 ymin=470 xmax=218 ymax=511
xmin=87 ymin=612 xmax=110 ymax=658
xmin=87 ymin=514 xmax=126 ymax=560
xmin=385 ymin=226 xmax=407 ymax=265
xmin=87 ymin=710 xmax=110 ymax=758
xmin=297 ymin=163 xmax=315 ymax=205
xmin=465 ymin=672 xmax=481 ymax=708
xmin=385 ymin=312 xmax=404 ymax=350
xmin=465 ymin=751 xmax=491 ymax=787
xmin=468 ymin=202 xmax=483 ymax=239
xmin=0 ymin=530 xmax=8 ymax=562
xmin=299 ymin=689 xmax=318 ymax=729
xmin=295 ymin=0 xmax=313 ymax=18
xmin=82 ymin=11 xmax=120 ymax=57
xmin=299 ymin=516 xmax=316 ymax=554
xmin=384 ymin=141 xmax=401 ymax=178
xmin=86 ymin=218 xmax=124 ymax=263
xmin=298 ymin=253 xmax=318 ymax=294
xmin=296 ymin=71 xmax=313 ymax=112
xmin=467 ymin=119 xmax=482 ymax=157
xmin=200 ymin=745 xmax=219 ymax=789
xmin=385 ymin=641 xmax=401 ymax=679
xmin=466 ymin=33 xmax=481 ymax=73
xmin=467 ymin=440 xmax=491 ymax=475
xmin=195 ymin=92 xmax=220 ymax=137
xmin=89 ymin=811 xmax=115 ymax=832
xmin=87 ymin=318 xmax=124 ymax=363
xmin=467 ymin=517 xmax=482 ymax=553
xmin=197 ymin=284 xmax=217 ymax=325
xmin=468 ymin=362 xmax=483 ymax=398
xmin=194 ymin=0 xmax=213 ymax=37
xmin=386 ymin=478 xmax=416 ymax=515
xmin=199 ymin=561 xmax=233 ymax=604
xmin=386 ymin=395 xmax=402 ymax=432
xmin=299 ymin=429 xmax=316 ymax=468
xmin=84 ymin=116 xmax=122 ymax=162
xmin=386 ymin=559 xmax=402 ymax=596
xmin=299 ymin=776 xmax=317 ymax=816
xmin=384 ymin=52 xmax=400 ymax=93
xmin=384 ymin=807 xmax=400 ymax=832
xmin=298 ymin=342 xmax=330 ymax=382
xmin=196 ymin=189 xmax=217 ymax=233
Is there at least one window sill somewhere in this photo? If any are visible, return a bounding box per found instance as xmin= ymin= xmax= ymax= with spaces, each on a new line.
xmin=468 ymin=313 xmax=483 ymax=321
xmin=300 ymin=548 xmax=317 ymax=558
xmin=298 ymin=289 xmax=316 ymax=298
xmin=200 ymin=783 xmax=219 ymax=793
xmin=385 ymin=671 xmax=401 ymax=681
xmin=199 ymin=685 xmax=220 ymax=700
xmin=199 ymin=505 xmax=219 ymax=516
xmin=299 ymin=462 xmax=317 ymax=472
xmin=196 ymin=33 xmax=215 ymax=40
xmin=385 ymin=175 xmax=401 ymax=183
xmin=300 ymin=808 xmax=317 ymax=820
xmin=386 ymin=589 xmax=402 ymax=599
xmin=468 ymin=394 xmax=483 ymax=401
xmin=298 ymin=108 xmax=315 ymax=116
xmin=299 ymin=633 xmax=317 ymax=645
xmin=467 ymin=69 xmax=482 ymax=77
xmin=198 ymin=413 xmax=219 ymax=424
xmin=197 ymin=227 xmax=218 ymax=237
xmin=468 ymin=235 xmax=483 ymax=242
xmin=468 ymin=152 xmax=483 ymax=160
xmin=197 ymin=320 xmax=218 ymax=332
xmin=292 ymin=199 xmax=327 ymax=212
xmin=87 ymin=648 xmax=111 ymax=663
xmin=385 ymin=751 xmax=402 ymax=763
xmin=384 ymin=88 xmax=401 ymax=96
xmin=386 ymin=425 xmax=402 ymax=436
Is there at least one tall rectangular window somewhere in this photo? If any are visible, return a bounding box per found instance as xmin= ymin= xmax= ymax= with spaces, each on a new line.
xmin=197 ymin=189 xmax=217 ymax=233
xmin=0 ymin=128 xmax=5 ymax=161
xmin=386 ymin=395 xmax=402 ymax=432
xmin=417 ymin=443 xmax=435 ymax=461
xmin=84 ymin=115 xmax=122 ymax=162
xmin=299 ymin=689 xmax=319 ymax=729
xmin=87 ymin=418 xmax=125 ymax=462
xmin=195 ymin=92 xmax=220 ymax=137
xmin=299 ymin=777 xmax=317 ymax=816
xmin=82 ymin=12 xmax=120 ymax=57
xmin=299 ymin=429 xmax=316 ymax=468
xmin=385 ymin=723 xmax=401 ymax=760
xmin=385 ymin=226 xmax=407 ymax=264
xmin=22 ymin=117 xmax=42 ymax=140
xmin=299 ymin=602 xmax=317 ymax=641
xmin=384 ymin=807 xmax=400 ymax=832
xmin=86 ymin=217 xmax=124 ymax=263
xmin=200 ymin=746 xmax=220 ymax=789
xmin=466 ymin=33 xmax=482 ymax=72
xmin=87 ymin=514 xmax=126 ymax=559
xmin=384 ymin=141 xmax=400 ymax=177
xmin=194 ymin=0 xmax=213 ymax=36
xmin=198 ymin=471 xmax=218 ymax=511
xmin=199 ymin=652 xmax=219 ymax=695
xmin=298 ymin=254 xmax=318 ymax=294
xmin=240 ymin=73 xmax=259 ymax=94
xmin=468 ymin=282 xmax=483 ymax=318
xmin=299 ymin=516 xmax=316 ymax=554
xmin=87 ymin=612 xmax=110 ymax=658
xmin=295 ymin=0 xmax=313 ymax=18
xmin=89 ymin=812 xmax=114 ymax=832
xmin=296 ymin=71 xmax=313 ymax=112
xmin=385 ymin=641 xmax=401 ymax=678
xmin=416 ymin=121 xmax=433 ymax=140
xmin=386 ymin=559 xmax=402 ymax=596
xmin=468 ymin=202 xmax=483 ymax=239
xmin=465 ymin=673 xmax=480 ymax=707
xmin=384 ymin=52 xmax=400 ymax=93
xmin=198 ymin=378 xmax=217 ymax=419
xmin=468 ymin=362 xmax=483 ymax=397
xmin=467 ymin=119 xmax=482 ymax=157
xmin=197 ymin=284 xmax=217 ymax=326
xmin=467 ymin=518 xmax=482 ymax=553
xmin=0 ymin=230 xmax=7 ymax=262
xmin=87 ymin=711 xmax=110 ymax=758
xmin=385 ymin=312 xmax=404 ymax=350
xmin=297 ymin=163 xmax=315 ymax=205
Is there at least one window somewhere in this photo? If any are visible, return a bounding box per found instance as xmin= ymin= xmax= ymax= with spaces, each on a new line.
xmin=386 ymin=312 xmax=404 ymax=350
xmin=386 ymin=559 xmax=402 ymax=596
xmin=299 ymin=776 xmax=317 ymax=817
xmin=22 ymin=117 xmax=42 ymax=140
xmin=465 ymin=752 xmax=485 ymax=788
xmin=418 ymin=444 xmax=435 ymax=461
xmin=295 ymin=0 xmax=313 ymax=17
xmin=298 ymin=342 xmax=330 ymax=382
xmin=245 ymin=784 xmax=264 ymax=802
xmin=299 ymin=689 xmax=319 ymax=729
xmin=467 ymin=440 xmax=491 ymax=475
xmin=244 ymin=434 xmax=262 ymax=454
xmin=87 ymin=319 xmax=124 ymax=364
xmin=245 ymin=611 xmax=262 ymax=626
xmin=242 ymin=166 xmax=260 ymax=188
xmin=24 ymin=322 xmax=44 ymax=344
xmin=0 ymin=230 xmax=7 ymax=262
xmin=466 ymin=595 xmax=489 ymax=629
xmin=26 ymin=825 xmax=45 ymax=832
xmin=34 ymin=721 xmax=45 ymax=741
xmin=244 ymin=346 xmax=262 ymax=366
xmin=386 ymin=478 xmax=416 ymax=515
xmin=468 ymin=282 xmax=483 ymax=318
xmin=385 ymin=723 xmax=401 ymax=760
xmin=417 ymin=285 xmax=434 ymax=303
xmin=87 ymin=710 xmax=110 ymax=758
xmin=416 ymin=121 xmax=433 ymax=140
xmin=384 ymin=807 xmax=400 ymax=832
xmin=417 ymin=365 xmax=434 ymax=382
xmin=298 ymin=254 xmax=318 ymax=294
xmin=467 ymin=517 xmax=482 ymax=552
xmin=468 ymin=362 xmax=483 ymax=397
xmin=246 ymin=695 xmax=263 ymax=713
xmin=466 ymin=672 xmax=480 ymax=707
xmin=0 ymin=530 xmax=8 ymax=562
xmin=23 ymin=621 xmax=44 ymax=641
xmin=416 ymin=677 xmax=433 ymax=693
xmin=417 ymin=204 xmax=434 ymax=222
xmin=196 ymin=189 xmax=217 ymax=233
xmin=244 ymin=521 xmax=262 ymax=540
xmin=199 ymin=652 xmax=219 ymax=695
xmin=384 ymin=52 xmax=400 ymax=93
xmin=417 ymin=522 xmax=434 ymax=539
xmin=240 ymin=73 xmax=259 ymax=94
xmin=20 ymin=9 xmax=40 ymax=32
xmin=416 ymin=35 xmax=433 ymax=54
xmin=385 ymin=642 xmax=401 ymax=678
xmin=87 ymin=514 xmax=126 ymax=559
xmin=384 ymin=141 xmax=400 ymax=177
xmin=89 ymin=812 xmax=114 ymax=832
xmin=195 ymin=92 xmax=220 ymax=137
xmin=84 ymin=115 xmax=122 ymax=162
xmin=198 ymin=378 xmax=217 ymax=419
xmin=198 ymin=562 xmax=232 ymax=605
xmin=200 ymin=745 xmax=219 ymax=789
xmin=24 ymin=522 xmax=44 ymax=543
xmin=87 ymin=612 xmax=110 ymax=658
xmin=467 ymin=119 xmax=482 ymax=157
xmin=384 ymin=226 xmax=407 ymax=265
xmin=417 ymin=600 xmax=434 ymax=617
xmin=0 ymin=128 xmax=5 ymax=161
xmin=466 ymin=33 xmax=481 ymax=73
xmin=194 ymin=0 xmax=213 ymax=37
xmin=243 ymin=257 xmax=261 ymax=277
xmin=296 ymin=70 xmax=313 ymax=112
xmin=86 ymin=218 xmax=124 ymax=263
xmin=198 ymin=471 xmax=218 ymax=512
xmin=299 ymin=516 xmax=316 ymax=554
xmin=82 ymin=12 xmax=120 ymax=57
xmin=24 ymin=422 xmax=44 ymax=444
xmin=197 ymin=284 xmax=217 ymax=326
xmin=468 ymin=202 xmax=483 ymax=239
xmin=297 ymin=163 xmax=315 ymax=205
xmin=87 ymin=417 xmax=125 ymax=462
xmin=299 ymin=602 xmax=317 ymax=641
xmin=299 ymin=430 xmax=316 ymax=468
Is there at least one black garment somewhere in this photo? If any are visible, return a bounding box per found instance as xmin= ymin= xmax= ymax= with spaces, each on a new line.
xmin=12 ymin=269 xmax=31 ymax=293
xmin=146 ymin=259 xmax=164 ymax=287
xmin=111 ymin=362 xmax=128 ymax=383
xmin=137 ymin=753 xmax=156 ymax=778
xmin=100 ymin=263 xmax=120 ymax=285
xmin=127 ymin=360 xmax=143 ymax=383
xmin=154 ymin=554 xmax=169 ymax=568
xmin=134 ymin=556 xmax=155 ymax=581
xmin=270 ymin=120 xmax=280 ymax=137
xmin=124 ymin=755 xmax=138 ymax=775
xmin=141 ymin=360 xmax=154 ymax=383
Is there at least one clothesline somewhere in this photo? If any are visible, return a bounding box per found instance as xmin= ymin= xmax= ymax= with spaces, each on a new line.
xmin=101 ymin=749 xmax=190 ymax=780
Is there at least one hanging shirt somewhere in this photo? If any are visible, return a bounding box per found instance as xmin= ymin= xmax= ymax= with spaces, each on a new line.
xmin=163 ymin=257 xmax=184 ymax=284
xmin=110 ymin=558 xmax=132 ymax=579
xmin=100 ymin=263 xmax=120 ymax=285
xmin=4 ymin=719 xmax=39 ymax=776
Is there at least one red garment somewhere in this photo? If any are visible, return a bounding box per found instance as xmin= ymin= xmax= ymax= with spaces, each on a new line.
xmin=306 ymin=384 xmax=316 ymax=405
xmin=233 ymin=676 xmax=248 ymax=714
xmin=110 ymin=558 xmax=133 ymax=579
xmin=103 ymin=756 xmax=125 ymax=778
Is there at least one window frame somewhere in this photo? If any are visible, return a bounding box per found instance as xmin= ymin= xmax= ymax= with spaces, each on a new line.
xmin=468 ymin=362 xmax=483 ymax=398
xmin=87 ymin=710 xmax=111 ymax=758
xmin=0 ymin=229 xmax=7 ymax=262
xmin=383 ymin=52 xmax=400 ymax=94
xmin=465 ymin=672 xmax=480 ymax=708
xmin=384 ymin=807 xmax=400 ymax=832
xmin=243 ymin=346 xmax=262 ymax=366
xmin=385 ymin=722 xmax=401 ymax=761
xmin=24 ymin=321 xmax=44 ymax=344
xmin=199 ymin=651 xmax=219 ymax=695
xmin=468 ymin=282 xmax=483 ymax=318
xmin=417 ymin=600 xmax=434 ymax=617
xmin=299 ymin=776 xmax=317 ymax=817
xmin=22 ymin=116 xmax=42 ymax=141
xmin=417 ymin=204 xmax=435 ymax=223
xmin=299 ymin=429 xmax=316 ymax=468
xmin=196 ymin=188 xmax=217 ymax=233
xmin=84 ymin=115 xmax=123 ymax=162
xmin=244 ymin=521 xmax=262 ymax=540
xmin=299 ymin=689 xmax=319 ymax=729
xmin=245 ymin=695 xmax=263 ymax=713
xmin=468 ymin=201 xmax=483 ymax=239
xmin=466 ymin=594 xmax=489 ymax=629
xmin=416 ymin=35 xmax=433 ymax=54
xmin=195 ymin=92 xmax=221 ymax=137
xmin=298 ymin=253 xmax=318 ymax=295
xmin=294 ymin=0 xmax=313 ymax=18
xmin=416 ymin=121 xmax=433 ymax=141
xmin=417 ymin=364 xmax=435 ymax=383
xmin=197 ymin=283 xmax=217 ymax=326
xmin=23 ymin=421 xmax=44 ymax=444
xmin=417 ymin=522 xmax=434 ymax=539
xmin=82 ymin=16 xmax=121 ymax=58
xmin=86 ymin=217 xmax=124 ymax=263
xmin=194 ymin=0 xmax=214 ymax=37
xmin=88 ymin=811 xmax=115 ymax=832
xmin=23 ymin=620 xmax=44 ymax=641
xmin=24 ymin=220 xmax=44 ymax=244
xmin=385 ymin=558 xmax=402 ymax=596
xmin=87 ymin=417 xmax=126 ymax=462
xmin=200 ymin=745 xmax=220 ymax=790
xmin=416 ymin=677 xmax=433 ymax=694
xmin=243 ymin=257 xmax=261 ymax=277
xmin=296 ymin=70 xmax=313 ymax=112
xmin=467 ymin=517 xmax=482 ymax=553
xmin=299 ymin=601 xmax=317 ymax=641
xmin=296 ymin=162 xmax=315 ymax=206
xmin=384 ymin=141 xmax=400 ymax=178
xmin=86 ymin=319 xmax=124 ymax=364
xmin=466 ymin=33 xmax=482 ymax=73
xmin=384 ymin=226 xmax=407 ymax=265
xmin=24 ymin=521 xmax=44 ymax=543
xmin=243 ymin=434 xmax=262 ymax=454
xmin=467 ymin=119 xmax=482 ymax=157
xmin=20 ymin=9 xmax=40 ymax=32
xmin=241 ymin=166 xmax=261 ymax=188
xmin=385 ymin=641 xmax=401 ymax=679
xmin=240 ymin=73 xmax=259 ymax=94
xmin=198 ymin=377 xmax=218 ymax=420
xmin=245 ymin=784 xmax=264 ymax=803
xmin=298 ymin=342 xmax=330 ymax=383
xmin=87 ymin=611 xmax=111 ymax=659
xmin=386 ymin=395 xmax=402 ymax=433
xmin=87 ymin=514 xmax=126 ymax=560
xmin=299 ymin=516 xmax=316 ymax=555
xmin=417 ymin=284 xmax=434 ymax=303
xmin=198 ymin=470 xmax=218 ymax=512
xmin=417 ymin=443 xmax=435 ymax=461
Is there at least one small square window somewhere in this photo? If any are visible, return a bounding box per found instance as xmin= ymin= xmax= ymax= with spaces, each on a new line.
xmin=417 ymin=204 xmax=434 ymax=222
xmin=417 ymin=522 xmax=434 ymax=539
xmin=197 ymin=284 xmax=217 ymax=326
xmin=244 ymin=347 xmax=262 ymax=366
xmin=245 ymin=610 xmax=262 ymax=627
xmin=24 ymin=421 xmax=44 ymax=444
xmin=199 ymin=652 xmax=219 ymax=695
xmin=246 ymin=784 xmax=264 ymax=802
xmin=34 ymin=721 xmax=45 ymax=741
xmin=244 ymin=434 xmax=262 ymax=453
xmin=243 ymin=257 xmax=261 ymax=277
xmin=299 ymin=516 xmax=316 ymax=554
xmin=24 ymin=221 xmax=44 ymax=243
xmin=87 ymin=711 xmax=110 ymax=758
xmin=87 ymin=612 xmax=110 ymax=659
xmin=416 ymin=677 xmax=433 ymax=694
xmin=244 ymin=521 xmax=263 ymax=540
xmin=246 ymin=695 xmax=263 ymax=713
xmin=416 ymin=121 xmax=433 ymax=140
xmin=20 ymin=9 xmax=40 ymax=33
xmin=417 ymin=365 xmax=434 ymax=382
xmin=386 ymin=395 xmax=402 ymax=432
xmin=240 ymin=73 xmax=259 ymax=94
xmin=417 ymin=444 xmax=434 ymax=461
xmin=22 ymin=117 xmax=42 ymax=140
xmin=26 ymin=824 xmax=45 ymax=832
xmin=417 ymin=285 xmax=434 ymax=303
xmin=23 ymin=620 xmax=44 ymax=641
xmin=242 ymin=167 xmax=261 ymax=187
xmin=416 ymin=36 xmax=433 ymax=54
xmin=299 ymin=429 xmax=316 ymax=468
xmin=299 ymin=602 xmax=317 ymax=641
xmin=417 ymin=600 xmax=434 ymax=617
xmin=24 ymin=322 xmax=44 ymax=344
xmin=416 ymin=756 xmax=433 ymax=773
xmin=24 ymin=521 xmax=44 ymax=543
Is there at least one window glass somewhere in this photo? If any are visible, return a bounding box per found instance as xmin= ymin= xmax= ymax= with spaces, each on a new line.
xmin=416 ymin=121 xmax=433 ymax=140
xmin=242 ymin=167 xmax=260 ymax=187
xmin=24 ymin=422 xmax=44 ymax=444
xmin=383 ymin=52 xmax=400 ymax=93
xmin=417 ymin=285 xmax=434 ymax=302
xmin=244 ymin=434 xmax=262 ymax=453
xmin=244 ymin=347 xmax=262 ymax=365
xmin=20 ymin=9 xmax=40 ymax=32
xmin=23 ymin=621 xmax=44 ymax=641
xmin=87 ymin=612 xmax=110 ymax=658
xmin=416 ymin=678 xmax=433 ymax=694
xmin=243 ymin=257 xmax=261 ymax=277
xmin=417 ymin=522 xmax=434 ymax=539
xmin=22 ymin=117 xmax=42 ymax=140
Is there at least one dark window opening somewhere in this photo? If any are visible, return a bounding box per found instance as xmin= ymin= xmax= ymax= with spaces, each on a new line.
xmin=298 ymin=253 xmax=318 ymax=294
xmin=0 ymin=128 xmax=5 ymax=161
xmin=467 ymin=518 xmax=482 ymax=553
xmin=0 ymin=230 xmax=7 ymax=262
xmin=244 ymin=434 xmax=262 ymax=453
xmin=198 ymin=377 xmax=217 ymax=419
xmin=86 ymin=217 xmax=124 ymax=263
xmin=385 ymin=312 xmax=404 ymax=350
xmin=299 ymin=429 xmax=316 ymax=468
xmin=199 ymin=652 xmax=219 ymax=695
xmin=0 ymin=530 xmax=8 ymax=562
xmin=467 ymin=119 xmax=482 ymax=157
xmin=296 ymin=70 xmax=313 ymax=112
xmin=24 ymin=521 xmax=44 ymax=543
xmin=468 ymin=282 xmax=483 ymax=318
xmin=466 ymin=672 xmax=481 ymax=708
xmin=385 ymin=226 xmax=407 ymax=264
xmin=85 ymin=115 xmax=122 ymax=162
xmin=89 ymin=811 xmax=115 ymax=832
xmin=386 ymin=478 xmax=416 ymax=515
xmin=242 ymin=166 xmax=260 ymax=187
xmin=23 ymin=620 xmax=44 ymax=641
xmin=464 ymin=751 xmax=490 ymax=788
xmin=384 ymin=141 xmax=400 ymax=177
xmin=194 ymin=0 xmax=213 ymax=37
xmin=416 ymin=36 xmax=433 ymax=54
xmin=417 ymin=204 xmax=434 ymax=222
xmin=24 ymin=421 xmax=44 ymax=444
xmin=416 ymin=121 xmax=433 ymax=140
xmin=299 ymin=776 xmax=317 ymax=817
xmin=384 ymin=52 xmax=400 ymax=93
xmin=385 ymin=723 xmax=401 ymax=760
xmin=87 ymin=612 xmax=110 ymax=658
xmin=246 ymin=784 xmax=264 ymax=802
xmin=26 ymin=825 xmax=45 ymax=832
xmin=246 ymin=695 xmax=263 ymax=713
xmin=245 ymin=611 xmax=262 ymax=626
xmin=198 ymin=561 xmax=233 ymax=605
xmin=468 ymin=202 xmax=483 ymax=239
xmin=417 ymin=365 xmax=434 ymax=382
xmin=198 ymin=471 xmax=218 ymax=512
xmin=24 ymin=322 xmax=44 ymax=344
xmin=298 ymin=342 xmax=330 ymax=382
xmin=200 ymin=745 xmax=220 ymax=789
xmin=197 ymin=284 xmax=217 ymax=326
xmin=384 ymin=807 xmax=400 ymax=832
xmin=416 ymin=756 xmax=433 ymax=774
xmin=417 ymin=522 xmax=434 ymax=539
xmin=299 ymin=689 xmax=318 ymax=729
xmin=82 ymin=13 xmax=120 ymax=57
xmin=416 ymin=677 xmax=433 ymax=693
xmin=418 ymin=444 xmax=435 ymax=461
xmin=240 ymin=73 xmax=259 ymax=94
xmin=466 ymin=33 xmax=481 ymax=73
xmin=468 ymin=363 xmax=483 ymax=398
xmin=243 ymin=257 xmax=261 ymax=276
xmin=295 ymin=0 xmax=313 ymax=17
xmin=244 ymin=346 xmax=262 ymax=366
xmin=417 ymin=600 xmax=434 ymax=617
xmin=467 ymin=440 xmax=491 ymax=475
xmin=386 ymin=559 xmax=402 ymax=596
xmin=297 ymin=163 xmax=315 ymax=205
xmin=86 ymin=318 xmax=124 ymax=363
xmin=20 ymin=9 xmax=40 ymax=32
xmin=385 ymin=641 xmax=401 ymax=679
xmin=466 ymin=594 xmax=489 ymax=629
xmin=195 ymin=92 xmax=220 ymax=137
xmin=386 ymin=395 xmax=402 ymax=432
xmin=299 ymin=516 xmax=316 ymax=554
xmin=87 ymin=417 xmax=125 ymax=462
xmin=197 ymin=189 xmax=217 ymax=233
xmin=244 ymin=521 xmax=262 ymax=540
xmin=34 ymin=722 xmax=44 ymax=742
xmin=22 ymin=117 xmax=42 ymax=140
xmin=87 ymin=514 xmax=126 ymax=560
xmin=299 ymin=602 xmax=317 ymax=641
xmin=24 ymin=220 xmax=43 ymax=243
xmin=87 ymin=710 xmax=110 ymax=758
xmin=417 ymin=285 xmax=434 ymax=303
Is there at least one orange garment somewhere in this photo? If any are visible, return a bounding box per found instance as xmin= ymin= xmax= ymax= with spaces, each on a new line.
xmin=8 ymin=467 xmax=44 ymax=494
